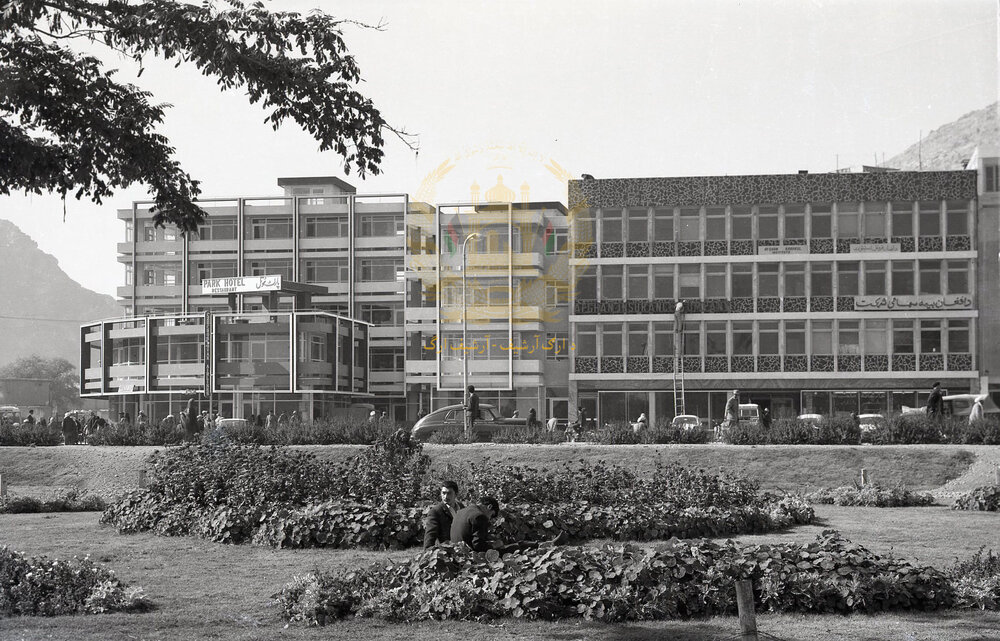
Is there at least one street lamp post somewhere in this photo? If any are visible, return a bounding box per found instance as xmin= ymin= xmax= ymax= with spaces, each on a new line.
xmin=462 ymin=233 xmax=480 ymax=434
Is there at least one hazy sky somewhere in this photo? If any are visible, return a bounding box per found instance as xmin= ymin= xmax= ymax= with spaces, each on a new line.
xmin=1 ymin=0 xmax=996 ymax=297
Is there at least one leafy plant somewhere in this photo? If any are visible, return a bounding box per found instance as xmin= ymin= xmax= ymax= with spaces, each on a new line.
xmin=949 ymin=547 xmax=1000 ymax=610
xmin=953 ymin=485 xmax=1000 ymax=511
xmin=0 ymin=489 xmax=106 ymax=514
xmin=807 ymin=483 xmax=935 ymax=507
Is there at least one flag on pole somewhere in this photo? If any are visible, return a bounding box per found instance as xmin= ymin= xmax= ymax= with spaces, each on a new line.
xmin=543 ymin=220 xmax=555 ymax=255
xmin=444 ymin=217 xmax=460 ymax=255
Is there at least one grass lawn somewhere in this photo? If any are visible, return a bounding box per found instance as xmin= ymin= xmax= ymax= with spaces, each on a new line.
xmin=0 ymin=443 xmax=985 ymax=498
xmin=1 ymin=506 xmax=999 ymax=641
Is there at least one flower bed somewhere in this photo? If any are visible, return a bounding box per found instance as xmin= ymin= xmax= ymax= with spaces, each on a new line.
xmin=806 ymin=484 xmax=935 ymax=507
xmin=953 ymin=485 xmax=1000 ymax=511
xmin=0 ymin=489 xmax=106 ymax=514
xmin=0 ymin=547 xmax=148 ymax=616
xmin=276 ymin=530 xmax=953 ymax=624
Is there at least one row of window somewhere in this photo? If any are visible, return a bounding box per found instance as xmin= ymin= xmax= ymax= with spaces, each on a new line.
xmin=437 ymin=282 xmax=570 ymax=307
xmin=577 ymin=259 xmax=971 ymax=300
xmin=574 ymin=319 xmax=972 ymax=358
xmin=129 ymin=258 xmax=407 ymax=286
xmin=576 ymin=200 xmax=971 ymax=243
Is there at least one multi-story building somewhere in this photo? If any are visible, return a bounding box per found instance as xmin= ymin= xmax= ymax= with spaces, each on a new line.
xmin=567 ymin=168 xmax=991 ymax=427
xmin=82 ymin=177 xmax=572 ymax=423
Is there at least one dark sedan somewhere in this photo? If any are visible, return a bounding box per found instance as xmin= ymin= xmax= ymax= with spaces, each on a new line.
xmin=411 ymin=403 xmax=527 ymax=441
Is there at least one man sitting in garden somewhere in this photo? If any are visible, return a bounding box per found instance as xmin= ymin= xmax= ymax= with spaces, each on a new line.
xmin=451 ymin=496 xmax=567 ymax=555
xmin=423 ymin=481 xmax=463 ymax=548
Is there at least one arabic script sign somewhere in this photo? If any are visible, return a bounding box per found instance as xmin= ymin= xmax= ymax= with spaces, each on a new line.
xmin=850 ymin=243 xmax=901 ymax=253
xmin=854 ymin=295 xmax=974 ymax=311
xmin=201 ymin=275 xmax=283 ymax=294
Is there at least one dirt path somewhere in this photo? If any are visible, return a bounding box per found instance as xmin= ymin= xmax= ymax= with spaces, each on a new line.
xmin=931 ymin=444 xmax=1000 ymax=498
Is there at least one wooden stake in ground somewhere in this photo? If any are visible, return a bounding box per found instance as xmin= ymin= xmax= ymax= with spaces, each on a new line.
xmin=735 ymin=579 xmax=758 ymax=641
xmin=0 ymin=473 xmax=6 ymax=497
xmin=995 ymin=464 xmax=999 ymax=486
xmin=861 ymin=468 xmax=870 ymax=486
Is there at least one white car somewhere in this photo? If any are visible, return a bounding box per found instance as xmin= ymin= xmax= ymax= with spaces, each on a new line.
xmin=671 ymin=414 xmax=701 ymax=430
xmin=857 ymin=414 xmax=886 ymax=432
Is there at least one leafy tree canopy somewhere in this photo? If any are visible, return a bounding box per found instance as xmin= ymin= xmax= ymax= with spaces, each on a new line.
xmin=0 ymin=0 xmax=413 ymax=231
xmin=0 ymin=355 xmax=81 ymax=412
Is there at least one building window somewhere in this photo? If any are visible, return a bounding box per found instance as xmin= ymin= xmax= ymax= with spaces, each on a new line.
xmin=706 ymin=321 xmax=726 ymax=355
xmin=653 ymin=321 xmax=674 ymax=356
xmin=985 ymin=160 xmax=1000 ymax=193
xmin=706 ymin=265 xmax=726 ymax=298
xmin=653 ymin=264 xmax=674 ymax=299
xmin=705 ymin=207 xmax=726 ymax=240
xmin=810 ymin=204 xmax=831 ymax=238
xmin=784 ymin=263 xmax=805 ymax=296
xmin=653 ymin=207 xmax=674 ymax=241
xmin=360 ymin=303 xmax=401 ymax=326
xmin=682 ymin=322 xmax=700 ymax=356
xmin=303 ymin=257 xmax=348 ymax=283
xmin=758 ymin=263 xmax=779 ymax=297
xmin=919 ymin=260 xmax=942 ymax=295
xmin=124 ymin=264 xmax=133 ymax=286
xmin=893 ymin=320 xmax=914 ymax=354
xmin=732 ymin=264 xmax=752 ymax=297
xmin=245 ymin=259 xmax=292 ymax=281
xmin=812 ymin=321 xmax=833 ymax=354
xmin=863 ymin=203 xmax=886 ymax=238
xmin=864 ymin=320 xmax=887 ymax=354
xmin=949 ymin=320 xmax=970 ymax=353
xmin=577 ymin=265 xmax=596 ymax=299
xmin=677 ymin=207 xmax=700 ymax=241
xmin=628 ymin=322 xmax=648 ymax=357
xmin=358 ymin=214 xmax=403 ymax=237
xmin=947 ymin=260 xmax=969 ymax=294
xmin=627 ymin=208 xmax=648 ymax=241
xmin=838 ymin=321 xmax=860 ymax=355
xmin=759 ymin=321 xmax=779 ymax=354
xmin=891 ymin=261 xmax=914 ymax=296
xmin=783 ymin=205 xmax=805 ymax=240
xmin=627 ymin=265 xmax=649 ymax=299
xmin=358 ymin=258 xmax=403 ymax=282
xmin=601 ymin=265 xmax=623 ymax=300
xmin=197 ymin=218 xmax=237 ymax=241
xmin=837 ymin=262 xmax=859 ymax=296
xmin=758 ymin=205 xmax=778 ymax=240
xmin=143 ymin=222 xmax=156 ymax=242
xmin=156 ymin=335 xmax=204 ymax=364
xmin=732 ymin=321 xmax=753 ymax=355
xmin=786 ymin=321 xmax=805 ymax=354
xmin=576 ymin=323 xmax=597 ymax=357
xmin=546 ymin=228 xmax=568 ymax=254
xmin=601 ymin=323 xmax=623 ymax=357
xmin=111 ymin=338 xmax=145 ymax=366
xmin=546 ymin=332 xmax=569 ymax=360
xmin=192 ymin=261 xmax=237 ymax=284
xmin=945 ymin=201 xmax=968 ymax=235
xmin=731 ymin=206 xmax=752 ymax=239
xmin=863 ymin=261 xmax=886 ymax=296
xmin=247 ymin=217 xmax=293 ymax=240
xmin=920 ymin=320 xmax=942 ymax=353
xmin=918 ymin=201 xmax=941 ymax=236
xmin=572 ymin=210 xmax=594 ymax=245
xmin=370 ymin=346 xmax=403 ymax=371
xmin=892 ymin=202 xmax=914 ymax=236
xmin=601 ymin=208 xmax=623 ymax=243
xmin=837 ymin=203 xmax=859 ymax=238
xmin=546 ymin=282 xmax=570 ymax=306
xmin=678 ymin=264 xmax=701 ymax=299
xmin=303 ymin=216 xmax=348 ymax=238
xmin=125 ymin=220 xmax=134 ymax=242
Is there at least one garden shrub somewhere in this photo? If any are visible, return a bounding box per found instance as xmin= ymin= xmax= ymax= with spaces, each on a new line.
xmin=806 ymin=483 xmax=934 ymax=507
xmin=425 ymin=423 xmax=470 ymax=444
xmin=492 ymin=425 xmax=566 ymax=444
xmin=950 ymin=548 xmax=1000 ymax=610
xmin=953 ymin=485 xmax=1000 ymax=511
xmin=276 ymin=530 xmax=953 ymax=624
xmin=0 ymin=421 xmax=61 ymax=446
xmin=0 ymin=547 xmax=148 ymax=616
xmin=0 ymin=489 xmax=106 ymax=514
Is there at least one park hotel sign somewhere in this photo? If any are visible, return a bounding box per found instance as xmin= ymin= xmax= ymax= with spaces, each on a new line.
xmin=201 ymin=275 xmax=283 ymax=294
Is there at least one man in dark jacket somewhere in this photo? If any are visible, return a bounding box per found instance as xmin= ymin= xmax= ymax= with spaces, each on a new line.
xmin=423 ymin=481 xmax=463 ymax=548
xmin=927 ymin=382 xmax=943 ymax=423
xmin=464 ymin=385 xmax=480 ymax=437
xmin=450 ymin=496 xmax=500 ymax=552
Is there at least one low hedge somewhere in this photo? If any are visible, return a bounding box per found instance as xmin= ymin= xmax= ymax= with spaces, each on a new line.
xmin=953 ymin=485 xmax=1000 ymax=511
xmin=806 ymin=484 xmax=935 ymax=507
xmin=0 ymin=546 xmax=149 ymax=616
xmin=104 ymin=494 xmax=813 ymax=550
xmin=0 ymin=422 xmax=62 ymax=446
xmin=0 ymin=489 xmax=106 ymax=514
xmin=277 ymin=530 xmax=953 ymax=624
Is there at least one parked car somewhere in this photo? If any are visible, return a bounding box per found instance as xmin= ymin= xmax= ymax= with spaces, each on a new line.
xmin=216 ymin=418 xmax=249 ymax=431
xmin=738 ymin=403 xmax=760 ymax=426
xmin=943 ymin=393 xmax=999 ymax=417
xmin=0 ymin=405 xmax=21 ymax=425
xmin=857 ymin=413 xmax=886 ymax=433
xmin=797 ymin=413 xmax=824 ymax=428
xmin=670 ymin=414 xmax=701 ymax=431
xmin=411 ymin=404 xmax=526 ymax=441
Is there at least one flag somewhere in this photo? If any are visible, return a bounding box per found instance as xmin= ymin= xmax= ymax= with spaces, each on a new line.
xmin=444 ymin=217 xmax=460 ymax=255
xmin=543 ymin=220 xmax=555 ymax=255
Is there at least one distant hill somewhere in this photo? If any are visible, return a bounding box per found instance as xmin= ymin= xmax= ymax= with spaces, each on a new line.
xmin=0 ymin=219 xmax=120 ymax=368
xmin=884 ymin=103 xmax=999 ymax=171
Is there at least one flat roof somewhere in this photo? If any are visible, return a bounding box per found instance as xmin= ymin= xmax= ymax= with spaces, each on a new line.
xmin=277 ymin=176 xmax=357 ymax=193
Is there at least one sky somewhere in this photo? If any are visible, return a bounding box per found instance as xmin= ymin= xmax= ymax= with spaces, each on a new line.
xmin=0 ymin=0 xmax=997 ymax=297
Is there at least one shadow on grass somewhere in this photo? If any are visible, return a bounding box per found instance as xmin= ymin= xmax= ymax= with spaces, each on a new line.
xmin=545 ymin=620 xmax=736 ymax=641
